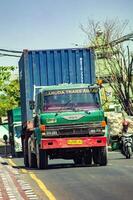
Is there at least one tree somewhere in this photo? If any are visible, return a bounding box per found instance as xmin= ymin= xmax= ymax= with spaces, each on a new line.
xmin=0 ymin=66 xmax=20 ymax=117
xmin=4 ymin=79 xmax=20 ymax=104
xmin=0 ymin=66 xmax=15 ymax=90
xmin=80 ymin=18 xmax=133 ymax=116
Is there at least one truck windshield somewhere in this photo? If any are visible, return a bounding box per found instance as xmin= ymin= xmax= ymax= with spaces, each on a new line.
xmin=43 ymin=88 xmax=100 ymax=112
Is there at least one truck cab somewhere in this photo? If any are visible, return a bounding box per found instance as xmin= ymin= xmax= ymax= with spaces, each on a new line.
xmin=27 ymin=83 xmax=108 ymax=169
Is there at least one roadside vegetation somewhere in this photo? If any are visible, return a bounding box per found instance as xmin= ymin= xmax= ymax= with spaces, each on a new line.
xmin=0 ymin=66 xmax=20 ymax=119
xmin=81 ymin=18 xmax=133 ymax=116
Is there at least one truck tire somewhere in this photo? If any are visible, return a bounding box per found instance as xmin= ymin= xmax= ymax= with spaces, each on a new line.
xmin=99 ymin=147 xmax=108 ymax=166
xmin=36 ymin=144 xmax=48 ymax=169
xmin=28 ymin=138 xmax=37 ymax=168
xmin=84 ymin=149 xmax=92 ymax=165
xmin=23 ymin=139 xmax=29 ymax=167
xmin=92 ymin=148 xmax=99 ymax=164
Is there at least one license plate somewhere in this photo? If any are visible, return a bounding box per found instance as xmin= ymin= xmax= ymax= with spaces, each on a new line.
xmin=67 ymin=139 xmax=83 ymax=145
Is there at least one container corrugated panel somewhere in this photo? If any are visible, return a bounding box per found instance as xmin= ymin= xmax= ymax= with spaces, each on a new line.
xmin=19 ymin=48 xmax=95 ymax=123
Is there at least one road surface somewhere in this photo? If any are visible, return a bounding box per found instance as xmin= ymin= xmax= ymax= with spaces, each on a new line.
xmin=4 ymin=151 xmax=133 ymax=200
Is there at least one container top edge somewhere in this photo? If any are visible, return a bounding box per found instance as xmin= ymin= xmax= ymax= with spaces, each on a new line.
xmin=22 ymin=47 xmax=94 ymax=53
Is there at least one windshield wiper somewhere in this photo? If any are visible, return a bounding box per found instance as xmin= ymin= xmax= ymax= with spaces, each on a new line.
xmin=55 ymin=99 xmax=73 ymax=116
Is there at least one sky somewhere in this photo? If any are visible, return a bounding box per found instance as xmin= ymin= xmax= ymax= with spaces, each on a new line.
xmin=0 ymin=0 xmax=132 ymax=67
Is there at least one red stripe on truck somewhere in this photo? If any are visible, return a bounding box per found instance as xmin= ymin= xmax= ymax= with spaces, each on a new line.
xmin=40 ymin=136 xmax=107 ymax=149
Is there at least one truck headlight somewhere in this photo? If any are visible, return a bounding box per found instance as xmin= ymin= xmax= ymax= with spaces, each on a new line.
xmin=89 ymin=129 xmax=95 ymax=134
xmin=46 ymin=131 xmax=58 ymax=136
xmin=89 ymin=128 xmax=103 ymax=134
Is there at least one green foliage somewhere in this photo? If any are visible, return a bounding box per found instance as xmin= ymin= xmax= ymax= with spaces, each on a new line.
xmin=81 ymin=18 xmax=133 ymax=115
xmin=4 ymin=79 xmax=20 ymax=103
xmin=0 ymin=66 xmax=15 ymax=90
xmin=0 ymin=66 xmax=20 ymax=116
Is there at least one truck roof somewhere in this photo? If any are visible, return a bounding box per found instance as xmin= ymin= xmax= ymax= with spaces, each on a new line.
xmin=40 ymin=83 xmax=93 ymax=92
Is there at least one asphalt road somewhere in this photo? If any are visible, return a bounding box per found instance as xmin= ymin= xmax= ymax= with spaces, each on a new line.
xmin=11 ymin=152 xmax=133 ymax=200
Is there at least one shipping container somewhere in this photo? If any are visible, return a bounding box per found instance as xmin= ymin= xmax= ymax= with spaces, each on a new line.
xmin=19 ymin=48 xmax=95 ymax=123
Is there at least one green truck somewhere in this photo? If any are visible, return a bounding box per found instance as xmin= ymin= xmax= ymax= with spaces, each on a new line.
xmin=7 ymin=107 xmax=22 ymax=157
xmin=19 ymin=48 xmax=108 ymax=169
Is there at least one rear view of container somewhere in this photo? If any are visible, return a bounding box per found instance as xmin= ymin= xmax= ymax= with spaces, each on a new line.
xmin=19 ymin=48 xmax=95 ymax=124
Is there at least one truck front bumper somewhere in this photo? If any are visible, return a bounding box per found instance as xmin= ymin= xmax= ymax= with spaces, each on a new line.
xmin=40 ymin=136 xmax=107 ymax=149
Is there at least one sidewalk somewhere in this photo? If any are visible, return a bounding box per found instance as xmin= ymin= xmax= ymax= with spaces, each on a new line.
xmin=0 ymin=156 xmax=39 ymax=200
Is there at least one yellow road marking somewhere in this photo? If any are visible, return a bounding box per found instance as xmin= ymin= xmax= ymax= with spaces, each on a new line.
xmin=8 ymin=159 xmax=27 ymax=173
xmin=21 ymin=169 xmax=27 ymax=173
xmin=7 ymin=159 xmax=57 ymax=200
xmin=29 ymin=172 xmax=57 ymax=200
xmin=8 ymin=159 xmax=17 ymax=167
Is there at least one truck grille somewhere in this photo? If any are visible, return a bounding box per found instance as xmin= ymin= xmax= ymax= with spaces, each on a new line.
xmin=46 ymin=123 xmax=104 ymax=137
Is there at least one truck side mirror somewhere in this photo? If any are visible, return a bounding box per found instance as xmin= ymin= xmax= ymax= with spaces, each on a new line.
xmin=3 ymin=134 xmax=8 ymax=144
xmin=29 ymin=100 xmax=35 ymax=110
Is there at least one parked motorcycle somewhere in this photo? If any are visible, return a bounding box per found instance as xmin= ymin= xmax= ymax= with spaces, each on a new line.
xmin=120 ymin=133 xmax=133 ymax=159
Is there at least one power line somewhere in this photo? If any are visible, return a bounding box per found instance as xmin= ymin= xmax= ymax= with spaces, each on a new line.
xmin=0 ymin=53 xmax=21 ymax=57
xmin=0 ymin=48 xmax=22 ymax=58
xmin=89 ymin=32 xmax=133 ymax=49
xmin=0 ymin=49 xmax=22 ymax=53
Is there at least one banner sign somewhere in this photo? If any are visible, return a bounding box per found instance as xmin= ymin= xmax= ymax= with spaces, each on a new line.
xmin=44 ymin=88 xmax=99 ymax=96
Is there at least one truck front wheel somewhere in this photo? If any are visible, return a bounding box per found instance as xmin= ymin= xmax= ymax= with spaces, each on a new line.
xmin=92 ymin=147 xmax=107 ymax=166
xmin=28 ymin=138 xmax=37 ymax=168
xmin=36 ymin=144 xmax=48 ymax=169
xmin=23 ymin=138 xmax=29 ymax=167
xmin=92 ymin=148 xmax=99 ymax=165
xmin=84 ymin=149 xmax=92 ymax=165
xmin=99 ymin=147 xmax=108 ymax=166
